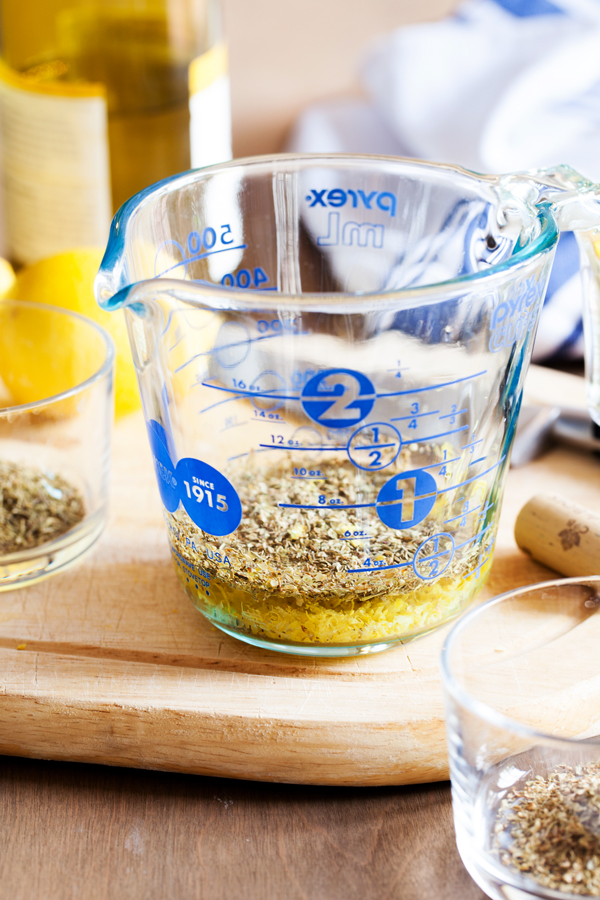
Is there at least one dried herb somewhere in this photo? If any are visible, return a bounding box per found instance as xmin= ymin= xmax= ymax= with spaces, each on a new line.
xmin=166 ymin=450 xmax=491 ymax=645
xmin=494 ymin=763 xmax=600 ymax=895
xmin=0 ymin=460 xmax=85 ymax=554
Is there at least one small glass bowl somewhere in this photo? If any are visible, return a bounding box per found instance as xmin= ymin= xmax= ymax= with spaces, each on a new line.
xmin=441 ymin=576 xmax=600 ymax=900
xmin=0 ymin=300 xmax=115 ymax=589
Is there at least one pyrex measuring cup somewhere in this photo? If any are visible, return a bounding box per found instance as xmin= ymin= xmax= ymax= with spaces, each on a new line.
xmin=95 ymin=155 xmax=600 ymax=657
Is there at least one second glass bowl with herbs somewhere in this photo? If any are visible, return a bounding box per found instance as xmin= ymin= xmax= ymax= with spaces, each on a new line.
xmin=442 ymin=577 xmax=600 ymax=900
xmin=0 ymin=299 xmax=114 ymax=589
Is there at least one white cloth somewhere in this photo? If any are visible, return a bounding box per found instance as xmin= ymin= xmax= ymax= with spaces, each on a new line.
xmin=288 ymin=0 xmax=600 ymax=361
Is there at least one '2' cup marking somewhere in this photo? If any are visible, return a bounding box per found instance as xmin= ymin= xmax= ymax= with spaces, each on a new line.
xmin=301 ymin=368 xmax=376 ymax=429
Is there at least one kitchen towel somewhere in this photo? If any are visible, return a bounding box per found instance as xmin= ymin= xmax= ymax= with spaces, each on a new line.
xmin=288 ymin=0 xmax=600 ymax=362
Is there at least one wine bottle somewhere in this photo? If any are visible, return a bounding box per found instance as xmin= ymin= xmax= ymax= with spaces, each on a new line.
xmin=0 ymin=0 xmax=231 ymax=265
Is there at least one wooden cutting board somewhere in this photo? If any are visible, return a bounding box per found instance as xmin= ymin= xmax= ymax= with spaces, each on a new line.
xmin=0 ymin=365 xmax=595 ymax=786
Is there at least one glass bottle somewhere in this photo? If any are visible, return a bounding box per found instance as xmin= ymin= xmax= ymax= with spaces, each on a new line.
xmin=0 ymin=0 xmax=231 ymax=264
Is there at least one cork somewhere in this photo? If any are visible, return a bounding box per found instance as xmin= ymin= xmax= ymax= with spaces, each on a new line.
xmin=514 ymin=493 xmax=600 ymax=577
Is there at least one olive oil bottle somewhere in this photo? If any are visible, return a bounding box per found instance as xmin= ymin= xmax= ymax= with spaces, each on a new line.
xmin=0 ymin=0 xmax=231 ymax=264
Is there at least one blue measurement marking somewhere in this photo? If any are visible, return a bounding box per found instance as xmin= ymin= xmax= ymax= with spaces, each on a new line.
xmin=419 ymin=456 xmax=461 ymax=471
xmin=198 ymin=394 xmax=242 ymax=415
xmin=340 ymin=536 xmax=370 ymax=541
xmin=201 ymin=381 xmax=299 ymax=401
xmin=469 ymin=456 xmax=487 ymax=467
xmin=374 ymin=457 xmax=506 ymax=512
xmin=413 ymin=425 xmax=468 ymax=442
xmin=161 ymin=307 xmax=181 ymax=338
xmin=462 ymin=436 xmax=484 ymax=451
xmin=454 ymin=523 xmax=493 ymax=550
xmin=347 ymin=560 xmax=412 ymax=575
xmin=168 ymin=333 xmax=187 ymax=354
xmin=279 ymin=501 xmax=375 ymax=510
xmin=417 ymin=548 xmax=453 ymax=563
xmin=253 ymin=417 xmax=286 ymax=423
xmin=351 ymin=443 xmax=396 ymax=451
xmin=199 ymin=370 xmax=486 ymax=403
xmin=439 ymin=407 xmax=468 ymax=420
xmin=461 ymin=555 xmax=492 ymax=582
xmin=291 ymin=475 xmax=326 ymax=480
xmin=176 ymin=331 xmax=295 ymax=374
xmin=161 ymin=306 xmax=211 ymax=339
xmin=443 ymin=504 xmax=481 ymax=524
xmin=227 ymin=449 xmax=269 ymax=462
xmin=378 ymin=370 xmax=487 ymax=399
xmin=260 ymin=444 xmax=342 ymax=451
xmin=156 ymin=243 xmax=248 ymax=279
xmin=391 ymin=410 xmax=440 ymax=421
xmin=178 ymin=276 xmax=279 ymax=292
xmin=436 ymin=457 xmax=505 ymax=496
xmin=160 ymin=291 xmax=281 ymax=340
xmin=220 ymin=421 xmax=248 ymax=432
xmin=278 ymin=456 xmax=506 ymax=512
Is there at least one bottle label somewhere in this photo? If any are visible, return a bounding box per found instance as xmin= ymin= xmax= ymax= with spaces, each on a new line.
xmin=189 ymin=44 xmax=232 ymax=169
xmin=0 ymin=61 xmax=112 ymax=265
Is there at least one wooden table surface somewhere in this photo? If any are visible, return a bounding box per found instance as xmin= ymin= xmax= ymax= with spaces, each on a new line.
xmin=0 ymin=756 xmax=486 ymax=900
xmin=0 ymin=363 xmax=596 ymax=788
xmin=0 ymin=369 xmax=588 ymax=900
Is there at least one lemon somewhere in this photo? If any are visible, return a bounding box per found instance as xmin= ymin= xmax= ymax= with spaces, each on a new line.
xmin=0 ymin=300 xmax=96 ymax=415
xmin=0 ymin=257 xmax=16 ymax=299
xmin=2 ymin=248 xmax=140 ymax=417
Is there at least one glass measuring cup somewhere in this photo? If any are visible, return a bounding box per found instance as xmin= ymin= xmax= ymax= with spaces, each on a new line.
xmin=95 ymin=155 xmax=600 ymax=657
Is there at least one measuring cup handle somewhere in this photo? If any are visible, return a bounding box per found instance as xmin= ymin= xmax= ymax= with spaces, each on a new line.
xmin=498 ymin=166 xmax=600 ymax=427
xmin=507 ymin=165 xmax=600 ymax=428
xmin=500 ymin=165 xmax=600 ymax=232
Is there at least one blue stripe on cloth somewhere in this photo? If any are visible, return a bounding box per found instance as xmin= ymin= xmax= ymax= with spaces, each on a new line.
xmin=543 ymin=231 xmax=580 ymax=307
xmin=491 ymin=0 xmax=564 ymax=16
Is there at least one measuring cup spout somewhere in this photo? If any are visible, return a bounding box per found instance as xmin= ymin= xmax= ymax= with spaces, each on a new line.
xmin=95 ymin=215 xmax=132 ymax=312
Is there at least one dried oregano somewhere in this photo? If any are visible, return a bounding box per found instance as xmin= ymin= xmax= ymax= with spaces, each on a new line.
xmin=166 ymin=449 xmax=489 ymax=644
xmin=494 ymin=763 xmax=600 ymax=895
xmin=0 ymin=460 xmax=85 ymax=553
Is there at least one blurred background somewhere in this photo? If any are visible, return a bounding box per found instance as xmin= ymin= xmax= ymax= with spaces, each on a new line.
xmin=224 ymin=0 xmax=459 ymax=157
xmin=224 ymin=0 xmax=600 ymax=366
xmin=0 ymin=0 xmax=596 ymax=375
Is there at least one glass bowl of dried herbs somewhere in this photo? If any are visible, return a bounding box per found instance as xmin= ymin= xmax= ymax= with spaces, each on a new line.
xmin=0 ymin=299 xmax=114 ymax=588
xmin=442 ymin=577 xmax=600 ymax=899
